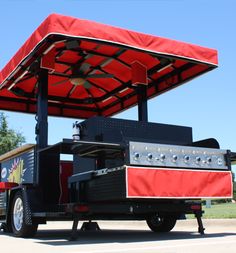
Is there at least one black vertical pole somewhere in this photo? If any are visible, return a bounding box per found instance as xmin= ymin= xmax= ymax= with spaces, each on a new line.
xmin=36 ymin=69 xmax=48 ymax=149
xmin=137 ymin=85 xmax=148 ymax=122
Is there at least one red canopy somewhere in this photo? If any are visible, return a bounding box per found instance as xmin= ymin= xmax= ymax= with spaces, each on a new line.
xmin=0 ymin=13 xmax=218 ymax=118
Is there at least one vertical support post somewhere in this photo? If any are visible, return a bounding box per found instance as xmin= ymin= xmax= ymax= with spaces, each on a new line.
xmin=195 ymin=211 xmax=205 ymax=235
xmin=36 ymin=69 xmax=48 ymax=149
xmin=137 ymin=85 xmax=148 ymax=122
xmin=69 ymin=217 xmax=79 ymax=241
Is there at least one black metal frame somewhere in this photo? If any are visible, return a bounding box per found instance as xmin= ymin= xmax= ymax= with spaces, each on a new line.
xmin=5 ymin=62 xmax=199 ymax=119
xmin=36 ymin=69 xmax=49 ymax=149
xmin=137 ymin=85 xmax=148 ymax=122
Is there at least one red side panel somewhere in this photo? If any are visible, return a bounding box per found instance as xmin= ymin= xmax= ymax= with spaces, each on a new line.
xmin=0 ymin=182 xmax=18 ymax=192
xmin=126 ymin=167 xmax=232 ymax=199
xmin=59 ymin=161 xmax=73 ymax=204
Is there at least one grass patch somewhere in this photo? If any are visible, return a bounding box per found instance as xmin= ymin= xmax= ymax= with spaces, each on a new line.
xmin=187 ymin=202 xmax=236 ymax=219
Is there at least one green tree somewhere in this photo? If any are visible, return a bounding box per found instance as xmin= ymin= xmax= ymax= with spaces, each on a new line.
xmin=0 ymin=112 xmax=25 ymax=155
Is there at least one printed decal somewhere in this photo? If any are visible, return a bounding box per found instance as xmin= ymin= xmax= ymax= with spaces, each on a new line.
xmin=8 ymin=158 xmax=26 ymax=184
xmin=1 ymin=167 xmax=7 ymax=179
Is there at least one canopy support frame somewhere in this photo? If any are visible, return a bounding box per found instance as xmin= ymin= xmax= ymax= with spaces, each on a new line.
xmin=36 ymin=69 xmax=49 ymax=149
xmin=137 ymin=85 xmax=148 ymax=122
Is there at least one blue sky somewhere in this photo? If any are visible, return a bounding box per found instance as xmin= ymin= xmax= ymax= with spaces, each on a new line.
xmin=0 ymin=0 xmax=236 ymax=157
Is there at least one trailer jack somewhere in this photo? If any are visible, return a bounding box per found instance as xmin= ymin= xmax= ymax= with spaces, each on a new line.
xmin=69 ymin=218 xmax=79 ymax=241
xmin=69 ymin=219 xmax=101 ymax=240
xmin=195 ymin=211 xmax=205 ymax=235
xmin=81 ymin=221 xmax=101 ymax=231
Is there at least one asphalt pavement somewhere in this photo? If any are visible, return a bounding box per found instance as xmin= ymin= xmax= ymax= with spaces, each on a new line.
xmin=1 ymin=219 xmax=236 ymax=253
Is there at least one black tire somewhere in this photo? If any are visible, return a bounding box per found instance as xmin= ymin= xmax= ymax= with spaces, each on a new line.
xmin=11 ymin=191 xmax=38 ymax=238
xmin=146 ymin=215 xmax=177 ymax=233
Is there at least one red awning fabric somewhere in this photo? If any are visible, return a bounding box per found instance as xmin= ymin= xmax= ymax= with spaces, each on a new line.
xmin=0 ymin=13 xmax=218 ymax=118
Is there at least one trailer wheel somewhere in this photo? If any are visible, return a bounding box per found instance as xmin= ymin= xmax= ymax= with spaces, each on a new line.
xmin=146 ymin=215 xmax=176 ymax=233
xmin=11 ymin=191 xmax=38 ymax=237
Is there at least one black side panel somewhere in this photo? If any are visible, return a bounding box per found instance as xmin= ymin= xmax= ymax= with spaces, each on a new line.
xmin=80 ymin=116 xmax=192 ymax=144
xmin=84 ymin=170 xmax=126 ymax=202
xmin=37 ymin=146 xmax=60 ymax=205
xmin=73 ymin=155 xmax=95 ymax=174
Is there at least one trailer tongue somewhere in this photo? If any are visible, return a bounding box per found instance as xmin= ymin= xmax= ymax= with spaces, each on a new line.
xmin=0 ymin=13 xmax=233 ymax=238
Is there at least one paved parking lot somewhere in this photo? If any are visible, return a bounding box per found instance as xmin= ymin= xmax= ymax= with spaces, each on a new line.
xmin=1 ymin=219 xmax=236 ymax=253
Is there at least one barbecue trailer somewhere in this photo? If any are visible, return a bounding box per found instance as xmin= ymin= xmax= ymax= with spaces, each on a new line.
xmin=0 ymin=14 xmax=234 ymax=238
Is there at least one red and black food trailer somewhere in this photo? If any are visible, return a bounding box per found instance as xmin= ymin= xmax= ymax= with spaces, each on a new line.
xmin=0 ymin=13 xmax=234 ymax=238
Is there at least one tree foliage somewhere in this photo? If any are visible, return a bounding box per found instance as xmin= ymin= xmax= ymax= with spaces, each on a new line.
xmin=0 ymin=112 xmax=25 ymax=155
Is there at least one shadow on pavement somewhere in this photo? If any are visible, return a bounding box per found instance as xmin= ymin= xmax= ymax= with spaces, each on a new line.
xmin=32 ymin=229 xmax=236 ymax=246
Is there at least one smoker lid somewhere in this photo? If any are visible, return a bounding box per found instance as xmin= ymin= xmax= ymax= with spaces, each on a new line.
xmin=0 ymin=13 xmax=218 ymax=118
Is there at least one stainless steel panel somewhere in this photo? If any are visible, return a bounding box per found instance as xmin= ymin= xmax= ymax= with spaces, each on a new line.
xmin=129 ymin=141 xmax=228 ymax=170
